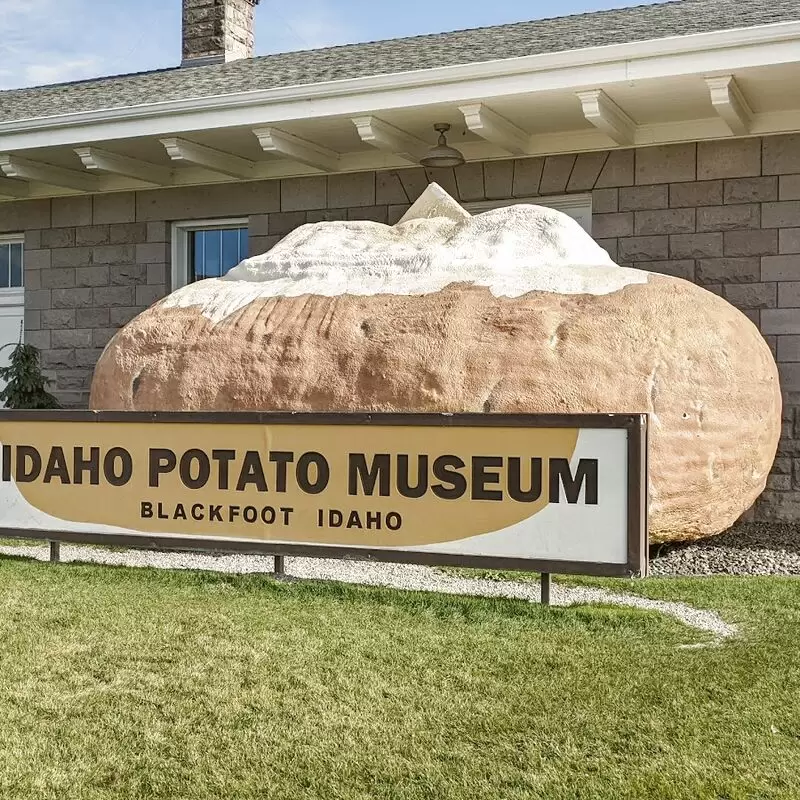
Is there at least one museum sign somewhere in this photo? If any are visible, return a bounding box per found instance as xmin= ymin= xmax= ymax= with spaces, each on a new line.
xmin=0 ymin=411 xmax=648 ymax=577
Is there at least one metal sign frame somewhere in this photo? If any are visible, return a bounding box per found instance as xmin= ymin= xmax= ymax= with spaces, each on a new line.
xmin=0 ymin=411 xmax=649 ymax=578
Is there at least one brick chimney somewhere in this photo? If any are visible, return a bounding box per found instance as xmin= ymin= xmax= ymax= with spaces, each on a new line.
xmin=182 ymin=0 xmax=260 ymax=67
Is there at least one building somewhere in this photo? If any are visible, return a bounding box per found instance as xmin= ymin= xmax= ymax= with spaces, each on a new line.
xmin=0 ymin=0 xmax=798 ymax=521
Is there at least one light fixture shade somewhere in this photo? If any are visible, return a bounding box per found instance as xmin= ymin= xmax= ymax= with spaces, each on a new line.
xmin=420 ymin=123 xmax=465 ymax=168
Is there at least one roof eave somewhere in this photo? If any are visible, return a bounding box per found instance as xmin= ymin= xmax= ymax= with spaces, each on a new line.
xmin=0 ymin=20 xmax=798 ymax=151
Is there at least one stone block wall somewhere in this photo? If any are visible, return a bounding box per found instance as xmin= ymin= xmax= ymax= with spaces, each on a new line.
xmin=2 ymin=132 xmax=799 ymax=522
xmin=14 ymin=193 xmax=167 ymax=407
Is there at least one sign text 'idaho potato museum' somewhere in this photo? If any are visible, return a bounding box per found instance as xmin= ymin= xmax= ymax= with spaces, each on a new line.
xmin=0 ymin=412 xmax=647 ymax=576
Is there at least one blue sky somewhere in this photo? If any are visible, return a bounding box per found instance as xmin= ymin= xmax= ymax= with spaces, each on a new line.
xmin=0 ymin=0 xmax=668 ymax=90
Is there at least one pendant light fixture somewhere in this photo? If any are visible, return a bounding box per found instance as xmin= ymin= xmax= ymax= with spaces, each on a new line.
xmin=420 ymin=122 xmax=465 ymax=168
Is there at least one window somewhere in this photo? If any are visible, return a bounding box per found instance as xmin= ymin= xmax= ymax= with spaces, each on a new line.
xmin=171 ymin=219 xmax=249 ymax=290
xmin=464 ymin=194 xmax=593 ymax=234
xmin=0 ymin=235 xmax=23 ymax=290
xmin=0 ymin=235 xmax=24 ymax=393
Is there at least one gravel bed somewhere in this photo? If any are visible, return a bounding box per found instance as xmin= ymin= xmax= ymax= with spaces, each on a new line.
xmin=0 ymin=542 xmax=736 ymax=639
xmin=649 ymin=522 xmax=800 ymax=577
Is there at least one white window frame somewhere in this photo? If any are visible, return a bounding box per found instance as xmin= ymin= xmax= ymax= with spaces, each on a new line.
xmin=171 ymin=218 xmax=249 ymax=291
xmin=464 ymin=194 xmax=593 ymax=234
xmin=0 ymin=233 xmax=25 ymax=307
xmin=0 ymin=234 xmax=24 ymax=371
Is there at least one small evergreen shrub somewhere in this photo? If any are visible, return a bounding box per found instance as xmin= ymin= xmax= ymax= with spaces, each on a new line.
xmin=0 ymin=337 xmax=61 ymax=410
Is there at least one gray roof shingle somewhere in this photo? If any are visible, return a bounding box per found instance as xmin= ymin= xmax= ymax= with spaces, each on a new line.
xmin=0 ymin=0 xmax=797 ymax=123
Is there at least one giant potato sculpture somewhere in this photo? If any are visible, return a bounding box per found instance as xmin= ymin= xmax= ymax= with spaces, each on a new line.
xmin=90 ymin=184 xmax=781 ymax=542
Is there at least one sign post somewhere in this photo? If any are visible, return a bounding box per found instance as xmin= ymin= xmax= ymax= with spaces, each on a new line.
xmin=540 ymin=573 xmax=551 ymax=606
xmin=0 ymin=411 xmax=648 ymax=579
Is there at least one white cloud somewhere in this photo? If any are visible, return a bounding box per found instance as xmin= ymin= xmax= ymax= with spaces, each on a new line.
xmin=23 ymin=58 xmax=102 ymax=87
xmin=0 ymin=0 xmax=84 ymax=89
xmin=0 ymin=0 xmax=177 ymax=91
xmin=0 ymin=0 xmax=56 ymax=25
xmin=0 ymin=0 xmax=357 ymax=92
xmin=255 ymin=0 xmax=360 ymax=54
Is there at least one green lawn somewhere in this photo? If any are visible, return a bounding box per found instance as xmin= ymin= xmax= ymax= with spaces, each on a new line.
xmin=0 ymin=556 xmax=798 ymax=799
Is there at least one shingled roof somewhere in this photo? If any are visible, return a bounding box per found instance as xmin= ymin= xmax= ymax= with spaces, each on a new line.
xmin=0 ymin=0 xmax=797 ymax=124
